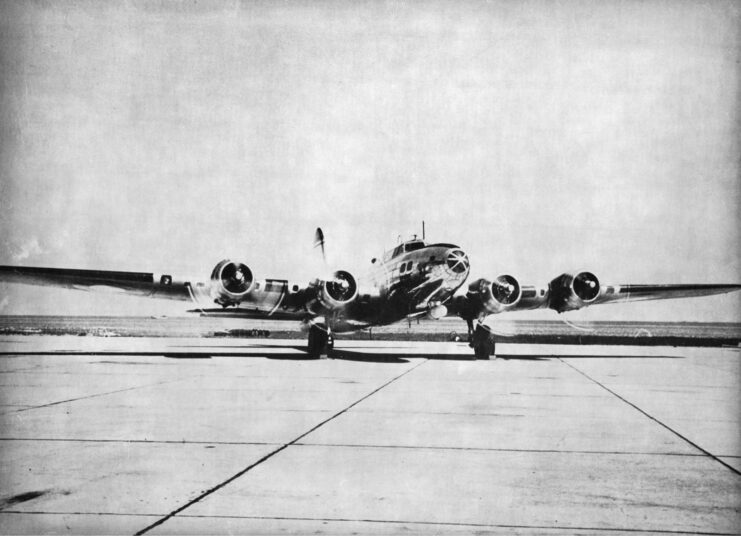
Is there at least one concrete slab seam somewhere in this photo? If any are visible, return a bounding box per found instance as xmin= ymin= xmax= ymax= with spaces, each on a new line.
xmin=291 ymin=442 xmax=713 ymax=457
xmin=2 ymin=511 xmax=737 ymax=536
xmin=0 ymin=438 xmax=719 ymax=457
xmin=133 ymin=359 xmax=430 ymax=536
xmin=3 ymin=380 xmax=179 ymax=415
xmin=0 ymin=510 xmax=162 ymax=519
xmin=0 ymin=438 xmax=283 ymax=446
xmin=558 ymin=358 xmax=741 ymax=476
xmin=179 ymin=514 xmax=740 ymax=535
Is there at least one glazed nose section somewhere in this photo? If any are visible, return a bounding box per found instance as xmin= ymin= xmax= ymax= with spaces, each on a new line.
xmin=446 ymin=248 xmax=470 ymax=274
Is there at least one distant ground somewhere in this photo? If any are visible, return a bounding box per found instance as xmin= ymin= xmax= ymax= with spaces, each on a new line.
xmin=0 ymin=316 xmax=739 ymax=347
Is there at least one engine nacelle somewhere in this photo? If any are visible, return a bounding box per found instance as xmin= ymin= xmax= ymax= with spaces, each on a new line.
xmin=548 ymin=271 xmax=600 ymax=313
xmin=210 ymin=260 xmax=255 ymax=305
xmin=467 ymin=274 xmax=522 ymax=314
xmin=307 ymin=269 xmax=359 ymax=314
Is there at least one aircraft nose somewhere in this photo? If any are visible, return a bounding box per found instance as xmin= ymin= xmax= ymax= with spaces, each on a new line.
xmin=445 ymin=248 xmax=470 ymax=274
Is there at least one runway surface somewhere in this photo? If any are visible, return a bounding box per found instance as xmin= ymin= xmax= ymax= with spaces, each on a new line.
xmin=0 ymin=336 xmax=739 ymax=535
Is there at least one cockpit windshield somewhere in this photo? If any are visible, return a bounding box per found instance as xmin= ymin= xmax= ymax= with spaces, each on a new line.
xmin=385 ymin=239 xmax=426 ymax=261
xmin=404 ymin=240 xmax=425 ymax=253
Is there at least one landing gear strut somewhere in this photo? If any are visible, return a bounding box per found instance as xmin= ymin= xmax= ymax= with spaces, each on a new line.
xmin=467 ymin=320 xmax=495 ymax=360
xmin=307 ymin=323 xmax=334 ymax=359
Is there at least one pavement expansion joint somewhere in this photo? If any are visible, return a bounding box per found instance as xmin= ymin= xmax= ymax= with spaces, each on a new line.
xmin=558 ymin=358 xmax=741 ymax=476
xmin=0 ymin=437 xmax=715 ymax=457
xmin=0 ymin=510 xmax=163 ymax=518
xmin=133 ymin=359 xmax=430 ymax=535
xmin=0 ymin=438 xmax=284 ymax=446
xmin=2 ymin=511 xmax=737 ymax=535
xmin=291 ymin=442 xmax=711 ymax=457
xmin=171 ymin=514 xmax=741 ymax=535
xmin=2 ymin=379 xmax=178 ymax=415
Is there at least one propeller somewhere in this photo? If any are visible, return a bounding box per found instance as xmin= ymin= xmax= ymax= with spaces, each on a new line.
xmin=314 ymin=226 xmax=340 ymax=278
xmin=312 ymin=226 xmax=334 ymax=281
xmin=325 ymin=269 xmax=358 ymax=302
xmin=312 ymin=227 xmax=357 ymax=302
xmin=491 ymin=275 xmax=520 ymax=305
xmin=313 ymin=227 xmax=327 ymax=264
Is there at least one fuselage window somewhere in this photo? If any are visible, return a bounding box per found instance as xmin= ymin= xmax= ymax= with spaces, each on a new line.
xmin=399 ymin=263 xmax=406 ymax=274
xmin=407 ymin=261 xmax=413 ymax=272
xmin=291 ymin=284 xmax=299 ymax=292
xmin=264 ymin=280 xmax=284 ymax=292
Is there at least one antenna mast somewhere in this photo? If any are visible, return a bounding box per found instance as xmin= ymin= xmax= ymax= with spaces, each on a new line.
xmin=422 ymin=220 xmax=426 ymax=240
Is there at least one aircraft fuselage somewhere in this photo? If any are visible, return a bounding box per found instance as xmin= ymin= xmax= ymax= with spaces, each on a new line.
xmin=346 ymin=240 xmax=471 ymax=329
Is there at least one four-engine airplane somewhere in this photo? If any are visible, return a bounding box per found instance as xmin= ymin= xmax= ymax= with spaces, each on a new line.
xmin=1 ymin=228 xmax=739 ymax=359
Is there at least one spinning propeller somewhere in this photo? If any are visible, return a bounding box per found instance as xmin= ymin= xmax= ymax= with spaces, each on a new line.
xmin=312 ymin=227 xmax=358 ymax=304
xmin=491 ymin=275 xmax=520 ymax=305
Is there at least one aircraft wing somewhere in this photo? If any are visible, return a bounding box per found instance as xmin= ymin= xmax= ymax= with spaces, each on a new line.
xmin=455 ymin=271 xmax=741 ymax=319
xmin=0 ymin=261 xmax=361 ymax=321
xmin=0 ymin=265 xmax=198 ymax=301
xmin=516 ymin=283 xmax=741 ymax=312
xmin=592 ymin=284 xmax=741 ymax=305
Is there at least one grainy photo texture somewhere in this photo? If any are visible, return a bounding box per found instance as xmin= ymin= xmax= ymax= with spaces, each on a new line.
xmin=0 ymin=1 xmax=739 ymax=534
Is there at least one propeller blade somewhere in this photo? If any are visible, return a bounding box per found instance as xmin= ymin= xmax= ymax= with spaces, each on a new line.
xmin=312 ymin=227 xmax=334 ymax=281
xmin=313 ymin=227 xmax=326 ymax=264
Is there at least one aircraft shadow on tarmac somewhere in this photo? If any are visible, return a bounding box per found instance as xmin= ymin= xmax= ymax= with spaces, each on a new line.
xmin=167 ymin=344 xmax=546 ymax=362
xmin=0 ymin=344 xmax=681 ymax=362
xmin=164 ymin=344 xmax=681 ymax=362
xmin=166 ymin=346 xmax=412 ymax=363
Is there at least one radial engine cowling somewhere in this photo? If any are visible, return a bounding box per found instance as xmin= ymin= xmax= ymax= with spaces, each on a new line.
xmin=307 ymin=270 xmax=359 ymax=314
xmin=467 ymin=274 xmax=522 ymax=314
xmin=548 ymin=271 xmax=600 ymax=313
xmin=210 ymin=260 xmax=255 ymax=305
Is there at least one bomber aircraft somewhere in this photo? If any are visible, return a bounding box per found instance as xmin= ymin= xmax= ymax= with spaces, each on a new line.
xmin=1 ymin=227 xmax=739 ymax=359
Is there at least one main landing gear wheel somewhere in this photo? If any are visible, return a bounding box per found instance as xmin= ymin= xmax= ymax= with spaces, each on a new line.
xmin=470 ymin=323 xmax=495 ymax=360
xmin=307 ymin=324 xmax=333 ymax=359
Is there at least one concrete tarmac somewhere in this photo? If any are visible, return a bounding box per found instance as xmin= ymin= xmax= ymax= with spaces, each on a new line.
xmin=0 ymin=336 xmax=739 ymax=535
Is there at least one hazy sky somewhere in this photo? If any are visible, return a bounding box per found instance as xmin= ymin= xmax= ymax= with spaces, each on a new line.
xmin=0 ymin=0 xmax=739 ymax=321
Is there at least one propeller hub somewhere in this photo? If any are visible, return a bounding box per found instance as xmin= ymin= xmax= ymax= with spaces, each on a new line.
xmin=325 ymin=270 xmax=358 ymax=303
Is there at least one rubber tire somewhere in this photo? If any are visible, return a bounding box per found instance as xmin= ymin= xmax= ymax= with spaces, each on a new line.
xmin=471 ymin=325 xmax=493 ymax=360
xmin=307 ymin=327 xmax=328 ymax=359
